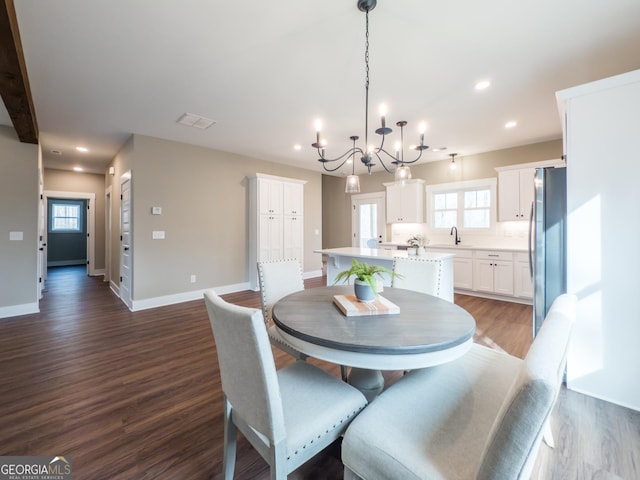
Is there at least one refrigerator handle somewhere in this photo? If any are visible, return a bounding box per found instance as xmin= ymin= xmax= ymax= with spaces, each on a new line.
xmin=528 ymin=201 xmax=534 ymax=278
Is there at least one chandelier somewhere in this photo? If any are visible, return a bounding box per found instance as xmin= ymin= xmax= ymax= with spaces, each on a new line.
xmin=312 ymin=0 xmax=428 ymax=193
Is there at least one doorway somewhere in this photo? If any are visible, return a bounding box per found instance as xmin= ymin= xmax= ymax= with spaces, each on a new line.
xmin=351 ymin=192 xmax=386 ymax=248
xmin=43 ymin=190 xmax=96 ymax=276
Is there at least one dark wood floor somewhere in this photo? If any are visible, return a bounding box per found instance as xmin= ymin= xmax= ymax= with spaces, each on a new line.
xmin=0 ymin=266 xmax=638 ymax=479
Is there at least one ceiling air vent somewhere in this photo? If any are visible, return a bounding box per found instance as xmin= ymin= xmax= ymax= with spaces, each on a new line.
xmin=176 ymin=113 xmax=216 ymax=129
xmin=50 ymin=149 xmax=62 ymax=155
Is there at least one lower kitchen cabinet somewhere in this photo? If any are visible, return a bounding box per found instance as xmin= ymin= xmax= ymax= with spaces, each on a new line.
xmin=513 ymin=252 xmax=534 ymax=299
xmin=473 ymin=256 xmax=514 ymax=296
xmin=426 ymin=247 xmax=529 ymax=303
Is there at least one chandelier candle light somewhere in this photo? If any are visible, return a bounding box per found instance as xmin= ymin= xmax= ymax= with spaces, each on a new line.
xmin=312 ymin=0 xmax=429 ymax=193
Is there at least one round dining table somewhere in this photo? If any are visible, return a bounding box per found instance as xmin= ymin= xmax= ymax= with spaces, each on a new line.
xmin=272 ymin=285 xmax=476 ymax=399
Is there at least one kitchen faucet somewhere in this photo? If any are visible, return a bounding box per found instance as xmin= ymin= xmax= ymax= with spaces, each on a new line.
xmin=450 ymin=226 xmax=461 ymax=245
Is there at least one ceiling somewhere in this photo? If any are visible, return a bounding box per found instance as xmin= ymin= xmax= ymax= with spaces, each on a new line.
xmin=3 ymin=0 xmax=640 ymax=176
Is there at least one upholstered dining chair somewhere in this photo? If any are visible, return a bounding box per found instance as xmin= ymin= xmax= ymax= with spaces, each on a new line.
xmin=258 ymin=258 xmax=348 ymax=380
xmin=203 ymin=290 xmax=368 ymax=480
xmin=341 ymin=294 xmax=577 ymax=480
xmin=391 ymin=256 xmax=451 ymax=302
xmin=257 ymin=258 xmax=307 ymax=361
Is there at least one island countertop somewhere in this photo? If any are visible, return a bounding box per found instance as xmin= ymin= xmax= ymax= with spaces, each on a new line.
xmin=314 ymin=247 xmax=454 ymax=261
xmin=315 ymin=247 xmax=454 ymax=300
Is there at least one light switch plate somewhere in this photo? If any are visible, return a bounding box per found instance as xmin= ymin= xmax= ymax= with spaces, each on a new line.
xmin=151 ymin=207 xmax=162 ymax=215
xmin=9 ymin=231 xmax=23 ymax=241
xmin=152 ymin=230 xmax=165 ymax=239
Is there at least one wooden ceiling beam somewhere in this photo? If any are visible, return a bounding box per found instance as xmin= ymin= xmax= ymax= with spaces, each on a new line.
xmin=0 ymin=0 xmax=38 ymax=144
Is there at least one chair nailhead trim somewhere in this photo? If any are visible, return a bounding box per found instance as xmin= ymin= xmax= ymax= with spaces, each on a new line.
xmin=287 ymin=405 xmax=366 ymax=458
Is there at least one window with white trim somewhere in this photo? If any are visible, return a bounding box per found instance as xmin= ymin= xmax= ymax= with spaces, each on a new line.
xmin=49 ymin=200 xmax=84 ymax=232
xmin=427 ymin=178 xmax=496 ymax=232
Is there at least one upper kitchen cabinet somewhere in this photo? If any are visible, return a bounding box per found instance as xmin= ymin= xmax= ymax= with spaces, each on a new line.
xmin=384 ymin=179 xmax=425 ymax=223
xmin=496 ymin=160 xmax=563 ymax=221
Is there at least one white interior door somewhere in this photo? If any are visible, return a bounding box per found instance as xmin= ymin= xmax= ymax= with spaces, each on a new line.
xmin=351 ymin=193 xmax=386 ymax=248
xmin=120 ymin=174 xmax=132 ymax=308
xmin=105 ymin=186 xmax=112 ymax=283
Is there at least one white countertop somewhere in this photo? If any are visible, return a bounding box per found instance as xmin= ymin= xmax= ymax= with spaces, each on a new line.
xmin=314 ymin=247 xmax=454 ymax=260
xmin=426 ymin=244 xmax=528 ymax=253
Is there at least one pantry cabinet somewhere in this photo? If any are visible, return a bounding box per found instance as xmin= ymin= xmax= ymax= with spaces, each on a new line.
xmin=384 ymin=179 xmax=425 ymax=223
xmin=249 ymin=173 xmax=306 ymax=290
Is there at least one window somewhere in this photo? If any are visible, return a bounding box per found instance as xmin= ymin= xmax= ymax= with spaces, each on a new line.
xmin=427 ymin=178 xmax=496 ymax=232
xmin=49 ymin=200 xmax=84 ymax=232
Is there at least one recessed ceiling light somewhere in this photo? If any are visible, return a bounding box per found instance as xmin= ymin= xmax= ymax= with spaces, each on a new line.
xmin=76 ymin=146 xmax=89 ymax=153
xmin=50 ymin=149 xmax=62 ymax=155
xmin=475 ymin=80 xmax=491 ymax=91
xmin=293 ymin=144 xmax=302 ymax=151
xmin=73 ymin=166 xmax=84 ymax=172
xmin=505 ymin=121 xmax=517 ymax=129
xmin=431 ymin=147 xmax=447 ymax=152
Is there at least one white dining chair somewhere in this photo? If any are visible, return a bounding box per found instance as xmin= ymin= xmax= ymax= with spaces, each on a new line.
xmin=258 ymin=258 xmax=348 ymax=380
xmin=203 ymin=290 xmax=368 ymax=480
xmin=391 ymin=256 xmax=450 ymax=302
xmin=257 ymin=258 xmax=308 ymax=361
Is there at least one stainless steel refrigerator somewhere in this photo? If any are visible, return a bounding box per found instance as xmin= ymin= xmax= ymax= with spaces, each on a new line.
xmin=530 ymin=166 xmax=567 ymax=336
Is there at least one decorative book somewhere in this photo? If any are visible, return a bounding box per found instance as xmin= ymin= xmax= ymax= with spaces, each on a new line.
xmin=333 ymin=294 xmax=400 ymax=317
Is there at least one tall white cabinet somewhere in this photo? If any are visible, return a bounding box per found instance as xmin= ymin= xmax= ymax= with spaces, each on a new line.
xmin=557 ymin=69 xmax=640 ymax=411
xmin=248 ymin=174 xmax=306 ymax=290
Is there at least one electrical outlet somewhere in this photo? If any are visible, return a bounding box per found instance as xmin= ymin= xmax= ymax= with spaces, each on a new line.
xmin=152 ymin=230 xmax=165 ymax=239
xmin=190 ymin=275 xmax=196 ymax=283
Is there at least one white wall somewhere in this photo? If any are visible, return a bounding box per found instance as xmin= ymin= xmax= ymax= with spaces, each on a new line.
xmin=560 ymin=70 xmax=640 ymax=411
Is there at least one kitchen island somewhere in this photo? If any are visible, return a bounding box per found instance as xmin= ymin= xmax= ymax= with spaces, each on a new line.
xmin=315 ymin=247 xmax=454 ymax=302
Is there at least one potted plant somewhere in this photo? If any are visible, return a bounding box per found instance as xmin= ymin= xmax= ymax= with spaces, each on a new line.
xmin=334 ymin=259 xmax=397 ymax=302
xmin=407 ymin=234 xmax=429 ymax=255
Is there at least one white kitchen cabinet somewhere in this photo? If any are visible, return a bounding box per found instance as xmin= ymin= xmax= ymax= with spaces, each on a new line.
xmin=384 ymin=179 xmax=425 ymax=223
xmin=258 ymin=177 xmax=283 ymax=215
xmin=496 ymin=160 xmax=564 ymax=222
xmin=513 ymin=252 xmax=533 ymax=299
xmin=259 ymin=214 xmax=283 ymax=261
xmin=249 ymin=174 xmax=307 ymax=290
xmin=425 ymin=247 xmax=473 ymax=290
xmin=453 ymin=256 xmax=474 ymax=290
xmin=283 ymin=181 xmax=304 ymax=216
xmin=473 ymin=251 xmax=514 ymax=296
xmin=497 ymin=168 xmax=534 ymax=221
xmin=283 ymin=215 xmax=303 ymax=261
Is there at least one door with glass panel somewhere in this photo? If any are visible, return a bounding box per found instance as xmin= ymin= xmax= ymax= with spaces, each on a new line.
xmin=351 ymin=193 xmax=386 ymax=248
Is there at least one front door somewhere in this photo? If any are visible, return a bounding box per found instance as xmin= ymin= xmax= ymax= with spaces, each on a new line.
xmin=351 ymin=193 xmax=386 ymax=248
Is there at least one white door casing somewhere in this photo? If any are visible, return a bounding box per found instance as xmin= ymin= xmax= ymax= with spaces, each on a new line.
xmin=44 ymin=190 xmax=96 ymax=276
xmin=351 ymin=193 xmax=386 ymax=248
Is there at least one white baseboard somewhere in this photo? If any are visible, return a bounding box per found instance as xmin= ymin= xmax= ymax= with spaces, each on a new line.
xmin=92 ymin=269 xmax=105 ymax=277
xmin=130 ymin=281 xmax=251 ymax=312
xmin=0 ymin=302 xmax=39 ymax=319
xmin=110 ymin=280 xmax=120 ymax=298
xmin=303 ymin=269 xmax=323 ymax=279
xmin=48 ymin=260 xmax=86 ymax=267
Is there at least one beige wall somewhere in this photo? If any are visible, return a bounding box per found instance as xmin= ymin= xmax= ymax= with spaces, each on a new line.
xmin=106 ymin=134 xmax=323 ymax=302
xmin=322 ymin=139 xmax=563 ymax=247
xmin=0 ymin=126 xmax=39 ymax=312
xmin=44 ymin=168 xmax=106 ymax=271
